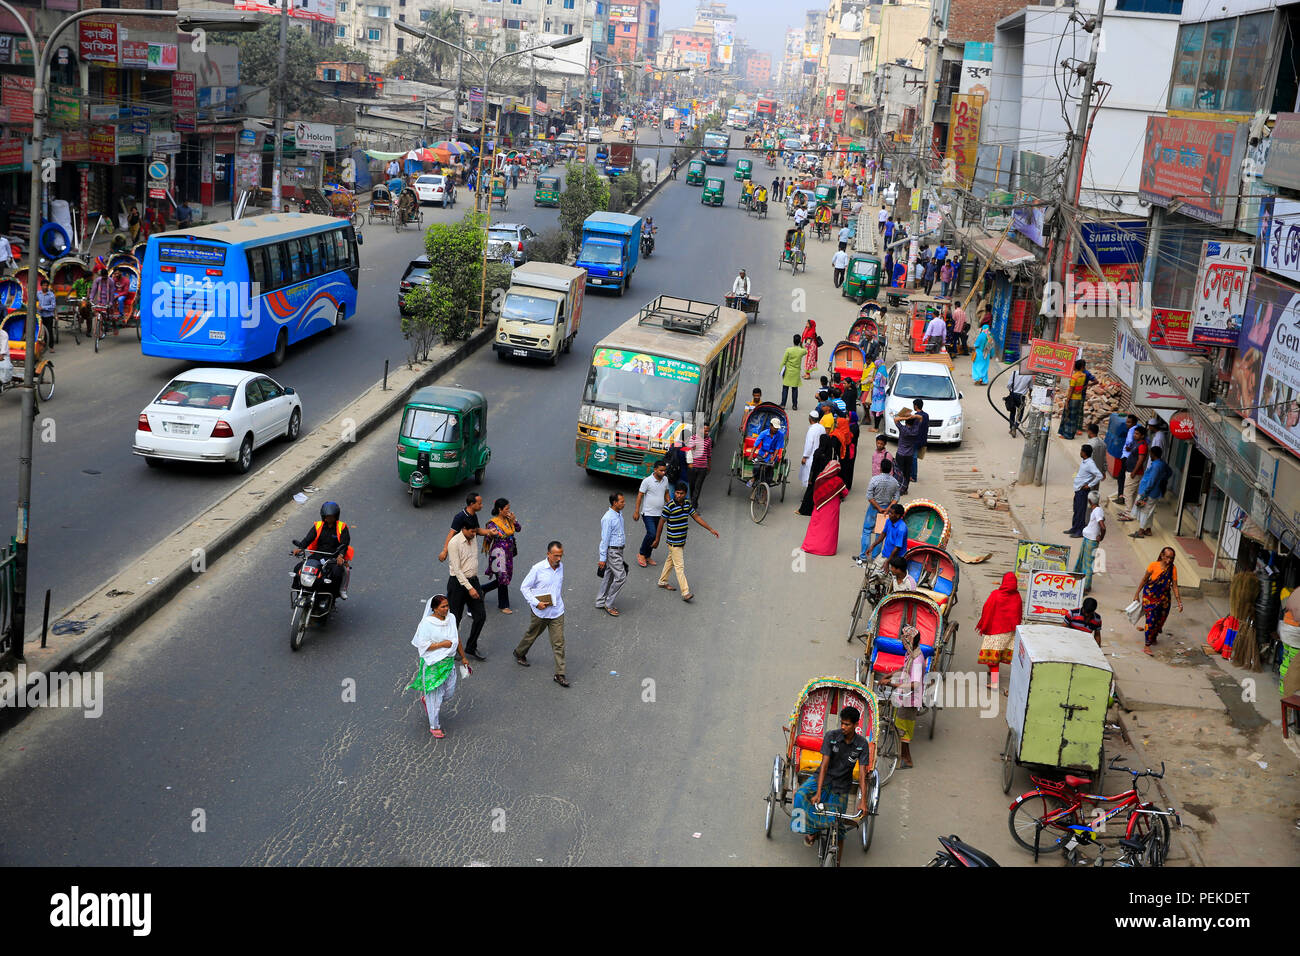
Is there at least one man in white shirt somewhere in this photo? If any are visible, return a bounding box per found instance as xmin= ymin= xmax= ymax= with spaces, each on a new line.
xmin=831 ymin=247 xmax=850 ymax=288
xmin=1074 ymin=492 xmax=1105 ymax=592
xmin=923 ymin=312 xmax=948 ymax=353
xmin=1007 ymin=369 xmax=1033 ymax=434
xmin=0 ymin=321 xmax=11 ymax=384
xmin=596 ymin=492 xmax=627 ymax=616
xmin=837 ymin=224 xmax=851 ymax=250
xmin=1066 ymin=444 xmax=1105 ymax=537
xmin=633 ymin=460 xmax=670 ymax=567
xmin=800 ymin=409 xmax=826 ymax=486
xmin=0 ymin=234 xmax=12 ymax=275
xmin=793 ymin=205 xmax=809 ymax=228
xmin=878 ymin=207 xmax=889 ymax=233
xmin=514 ymin=541 xmax=570 ymax=687
xmin=730 ymin=269 xmax=751 ymax=309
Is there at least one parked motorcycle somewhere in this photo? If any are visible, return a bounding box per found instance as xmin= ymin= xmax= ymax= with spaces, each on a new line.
xmin=289 ymin=549 xmax=342 ymax=651
xmin=925 ymin=834 xmax=999 ymax=867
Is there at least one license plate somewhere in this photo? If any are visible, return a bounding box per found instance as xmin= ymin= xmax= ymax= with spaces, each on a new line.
xmin=615 ymin=461 xmax=643 ymax=476
xmin=165 ymin=422 xmax=195 ymax=435
xmin=590 ymin=278 xmax=603 ymax=285
xmin=512 ymin=349 xmax=528 ymax=357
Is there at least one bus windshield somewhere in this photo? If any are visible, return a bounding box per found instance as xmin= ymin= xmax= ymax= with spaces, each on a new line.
xmin=704 ymin=133 xmax=728 ymax=148
xmin=502 ymin=292 xmax=558 ymax=325
xmin=583 ymin=348 xmax=700 ymax=416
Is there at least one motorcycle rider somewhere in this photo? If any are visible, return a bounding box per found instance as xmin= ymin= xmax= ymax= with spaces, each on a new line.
xmin=642 ymin=216 xmax=656 ymax=254
xmin=293 ymin=501 xmax=353 ymax=600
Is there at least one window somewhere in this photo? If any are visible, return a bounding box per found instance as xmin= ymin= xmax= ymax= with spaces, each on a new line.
xmin=365 ymin=5 xmax=390 ymax=18
xmin=623 ymin=23 xmax=631 ymax=33
xmin=258 ymin=378 xmax=284 ymax=402
xmin=334 ymin=26 xmax=345 ymax=39
xmin=563 ymin=0 xmax=574 ymax=7
xmin=338 ymin=1 xmax=346 ymax=9
xmin=649 ymin=8 xmax=655 ymax=22
xmin=420 ymin=8 xmax=432 ymax=20
xmin=285 ymin=240 xmax=304 ymax=285
xmin=367 ymin=29 xmax=381 ymax=41
xmin=545 ymin=18 xmax=551 ymax=30
xmin=564 ymin=23 xmax=573 ymax=34
xmin=247 ymin=248 xmax=267 ymax=291
xmin=397 ymin=37 xmax=404 ymax=52
xmin=512 ymin=0 xmax=522 ymax=4
xmin=245 ymin=381 xmax=265 ymax=408
xmin=1168 ymin=13 xmax=1276 ymax=114
xmin=265 ymin=244 xmax=288 ymax=289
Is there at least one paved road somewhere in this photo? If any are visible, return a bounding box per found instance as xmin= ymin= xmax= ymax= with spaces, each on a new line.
xmin=0 ymin=153 xmax=1066 ymax=866
xmin=0 ymin=185 xmax=564 ymax=619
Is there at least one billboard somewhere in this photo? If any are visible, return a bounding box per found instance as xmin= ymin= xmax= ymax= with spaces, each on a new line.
xmin=234 ymin=0 xmax=335 ymax=24
xmin=837 ymin=2 xmax=866 ymax=35
xmin=1191 ymin=239 xmax=1253 ymax=347
xmin=1138 ymin=115 xmax=1246 ymax=224
xmin=1235 ymin=271 xmax=1300 ymax=456
xmin=714 ymin=22 xmax=734 ymax=65
xmin=945 ymin=93 xmax=982 ymax=189
xmin=959 ymin=41 xmax=993 ymax=99
xmin=609 ymin=3 xmax=638 ymax=22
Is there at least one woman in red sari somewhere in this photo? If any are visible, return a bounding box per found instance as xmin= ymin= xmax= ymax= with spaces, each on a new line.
xmin=975 ymin=571 xmax=1024 ymax=691
xmin=800 ymin=439 xmax=848 ymax=556
xmin=801 ymin=319 xmax=819 ymax=379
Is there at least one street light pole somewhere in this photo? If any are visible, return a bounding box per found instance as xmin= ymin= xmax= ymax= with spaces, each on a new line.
xmin=271 ymin=0 xmax=290 ymax=213
xmin=3 ymin=4 xmax=263 ymax=662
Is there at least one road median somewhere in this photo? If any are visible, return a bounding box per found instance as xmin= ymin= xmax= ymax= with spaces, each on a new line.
xmin=0 ymin=325 xmax=493 ymax=733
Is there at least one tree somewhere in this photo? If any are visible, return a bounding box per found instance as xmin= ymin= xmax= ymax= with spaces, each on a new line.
xmin=558 ymin=162 xmax=610 ymax=251
xmin=216 ymin=24 xmax=324 ymax=115
xmin=402 ymin=213 xmax=512 ymax=360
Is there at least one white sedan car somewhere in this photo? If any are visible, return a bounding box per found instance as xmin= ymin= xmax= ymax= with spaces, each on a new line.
xmin=881 ymin=360 xmax=965 ymax=446
xmin=586 ymin=127 xmax=603 ymax=142
xmin=413 ymin=174 xmax=455 ymax=207
xmin=134 ymin=368 xmax=303 ymax=473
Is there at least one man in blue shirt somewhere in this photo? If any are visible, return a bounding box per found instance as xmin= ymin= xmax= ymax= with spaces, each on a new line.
xmin=876 ymin=503 xmax=909 ymax=566
xmin=596 ymin=491 xmax=627 ymax=616
xmin=750 ymin=416 xmax=785 ymax=488
xmin=1132 ymin=446 xmax=1171 ymax=538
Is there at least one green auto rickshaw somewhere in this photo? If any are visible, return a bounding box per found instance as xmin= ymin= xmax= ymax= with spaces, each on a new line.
xmin=701 ymin=177 xmax=725 ymax=206
xmin=815 ymin=182 xmax=838 ymax=206
xmin=397 ymin=386 xmax=491 ymax=508
xmin=687 ymin=159 xmax=706 ymax=185
xmin=841 ymin=252 xmax=882 ymax=303
xmin=734 ymin=157 xmax=753 ymax=182
xmin=534 ymin=174 xmax=561 ymax=207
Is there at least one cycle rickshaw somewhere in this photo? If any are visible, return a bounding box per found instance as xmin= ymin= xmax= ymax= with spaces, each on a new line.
xmin=395 ymin=186 xmax=422 ymax=231
xmin=368 ymin=184 xmax=395 ymax=225
xmin=829 ymin=339 xmax=866 ymax=384
xmin=50 ymin=255 xmax=91 ymax=345
xmin=765 ymin=676 xmax=882 ymax=863
xmin=779 ymin=225 xmax=806 ymax=274
xmin=0 ymin=309 xmax=55 ymax=401
xmin=490 ymin=175 xmax=509 ymax=209
xmin=726 ymin=401 xmax=790 ymax=523
xmin=94 ymin=262 xmax=141 ymax=350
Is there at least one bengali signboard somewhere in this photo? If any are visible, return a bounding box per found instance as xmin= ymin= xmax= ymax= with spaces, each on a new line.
xmin=1026 ymin=571 xmax=1086 ymax=623
xmin=609 ymin=3 xmax=638 ymax=22
xmin=119 ymin=39 xmax=149 ymax=69
xmin=945 ymin=93 xmax=982 ymax=189
xmin=172 ymin=72 xmax=196 ymax=133
xmin=1257 ymin=196 xmax=1300 ymax=283
xmin=50 ymin=86 xmax=80 ymax=124
xmin=959 ymin=41 xmax=993 ymax=99
xmin=61 ymin=129 xmax=88 ymax=162
xmin=233 ymin=0 xmax=335 ymax=23
xmin=1235 ymin=271 xmax=1300 ymax=458
xmin=1147 ymin=307 xmax=1207 ymax=353
xmin=1015 ymin=541 xmax=1070 ymax=574
xmin=79 ymin=21 xmax=119 ymax=64
xmin=1191 ymin=239 xmax=1253 ymax=347
xmin=0 ymin=137 xmax=22 ymax=173
xmin=1025 ymin=338 xmax=1080 ymax=376
xmin=89 ymin=126 xmax=116 ymax=164
xmin=0 ymin=35 xmax=35 ymax=65
xmin=1263 ymin=112 xmax=1300 ymax=192
xmin=1 ymin=74 xmax=32 ymax=125
xmin=1138 ymin=115 xmax=1245 ymax=224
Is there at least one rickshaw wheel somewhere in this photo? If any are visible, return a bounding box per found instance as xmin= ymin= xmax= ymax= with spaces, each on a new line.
xmin=749 ymin=481 xmax=770 ymax=523
xmin=779 ymin=463 xmax=788 ymax=500
xmin=928 ymin=694 xmax=939 ymax=739
xmin=92 ymin=312 xmax=101 ymax=352
xmin=36 ymin=363 xmax=54 ymax=400
xmin=877 ymin=720 xmax=900 ymax=787
xmin=764 ymin=791 xmax=775 ymax=837
xmin=861 ymin=790 xmax=876 ymax=852
xmin=1001 ymin=728 xmax=1016 ymax=794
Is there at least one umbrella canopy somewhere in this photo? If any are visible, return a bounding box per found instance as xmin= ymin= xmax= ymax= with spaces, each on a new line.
xmin=430 ymin=146 xmax=453 ymax=164
xmin=431 ymin=140 xmax=474 ymax=155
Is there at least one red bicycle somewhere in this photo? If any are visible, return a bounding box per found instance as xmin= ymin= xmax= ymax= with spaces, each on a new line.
xmin=1008 ymin=758 xmax=1179 ymax=860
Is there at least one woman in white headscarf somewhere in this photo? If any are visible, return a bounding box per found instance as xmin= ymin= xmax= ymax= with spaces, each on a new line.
xmin=408 ymin=593 xmax=470 ymax=739
xmin=890 ymin=624 xmax=925 ymax=770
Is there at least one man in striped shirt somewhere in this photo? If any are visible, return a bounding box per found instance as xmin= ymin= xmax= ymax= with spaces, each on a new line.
xmin=686 ymin=423 xmax=714 ymax=506
xmin=653 ymin=482 xmax=720 ymax=603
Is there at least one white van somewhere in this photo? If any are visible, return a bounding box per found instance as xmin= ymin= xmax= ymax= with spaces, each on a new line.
xmin=494 ymin=263 xmax=587 ymax=365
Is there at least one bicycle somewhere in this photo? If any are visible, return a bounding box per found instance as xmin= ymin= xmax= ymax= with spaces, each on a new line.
xmin=1008 ymin=757 xmax=1180 ymax=858
xmin=845 ymin=561 xmax=890 ymax=644
xmin=812 ymin=803 xmax=864 ymax=868
xmin=748 ymin=460 xmax=777 ymax=523
xmin=1058 ymin=805 xmax=1180 ymax=867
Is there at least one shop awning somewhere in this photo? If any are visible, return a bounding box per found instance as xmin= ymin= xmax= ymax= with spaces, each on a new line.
xmin=956 ymin=226 xmax=1038 ymax=268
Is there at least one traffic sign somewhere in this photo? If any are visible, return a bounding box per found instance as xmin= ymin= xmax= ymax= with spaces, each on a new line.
xmin=148 ymin=159 xmax=168 ymax=181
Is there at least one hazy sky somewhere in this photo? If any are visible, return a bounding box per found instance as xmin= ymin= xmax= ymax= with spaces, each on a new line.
xmin=657 ymin=0 xmax=821 ymax=61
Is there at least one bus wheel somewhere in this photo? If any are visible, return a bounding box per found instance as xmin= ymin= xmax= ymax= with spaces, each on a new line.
xmin=270 ymin=329 xmax=288 ymax=367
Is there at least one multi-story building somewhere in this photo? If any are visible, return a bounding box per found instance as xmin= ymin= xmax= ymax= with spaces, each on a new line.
xmin=746 ymin=51 xmax=771 ymax=89
xmin=780 ymin=27 xmax=805 ymax=89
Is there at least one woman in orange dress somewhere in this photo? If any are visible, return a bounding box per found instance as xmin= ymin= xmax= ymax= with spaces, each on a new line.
xmin=1134 ymin=546 xmax=1181 ymax=654
xmin=801 ymin=319 xmax=819 ymax=379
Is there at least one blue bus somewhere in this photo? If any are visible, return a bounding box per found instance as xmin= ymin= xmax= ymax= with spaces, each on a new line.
xmin=140 ymin=213 xmax=361 ymax=366
xmin=703 ymin=128 xmax=730 ymax=165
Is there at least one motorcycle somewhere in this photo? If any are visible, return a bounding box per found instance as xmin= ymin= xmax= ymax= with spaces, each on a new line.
xmin=289 ymin=549 xmax=343 ymax=651
xmin=409 ymin=441 xmax=433 ymax=508
xmin=640 ymin=227 xmax=656 ymax=258
xmin=925 ymin=834 xmax=999 ymax=867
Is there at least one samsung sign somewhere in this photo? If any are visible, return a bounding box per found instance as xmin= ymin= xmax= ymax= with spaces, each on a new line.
xmin=1078 ymin=220 xmax=1147 ymax=265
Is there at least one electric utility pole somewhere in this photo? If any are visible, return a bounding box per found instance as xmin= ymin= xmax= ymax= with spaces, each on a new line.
xmin=271 ymin=0 xmax=289 ymax=213
xmin=1018 ymin=0 xmax=1107 ymax=486
xmin=452 ymin=48 xmax=463 ymax=142
xmin=908 ymin=4 xmax=941 ymax=285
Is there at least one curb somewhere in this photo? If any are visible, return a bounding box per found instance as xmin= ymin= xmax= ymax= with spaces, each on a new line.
xmin=0 ymin=324 xmax=494 ymax=734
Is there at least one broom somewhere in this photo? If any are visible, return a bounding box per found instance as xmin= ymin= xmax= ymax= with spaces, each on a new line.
xmin=1229 ymin=570 xmax=1262 ymax=671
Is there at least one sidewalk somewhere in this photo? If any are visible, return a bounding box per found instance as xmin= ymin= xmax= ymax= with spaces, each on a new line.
xmin=1001 ymin=400 xmax=1300 ymax=866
